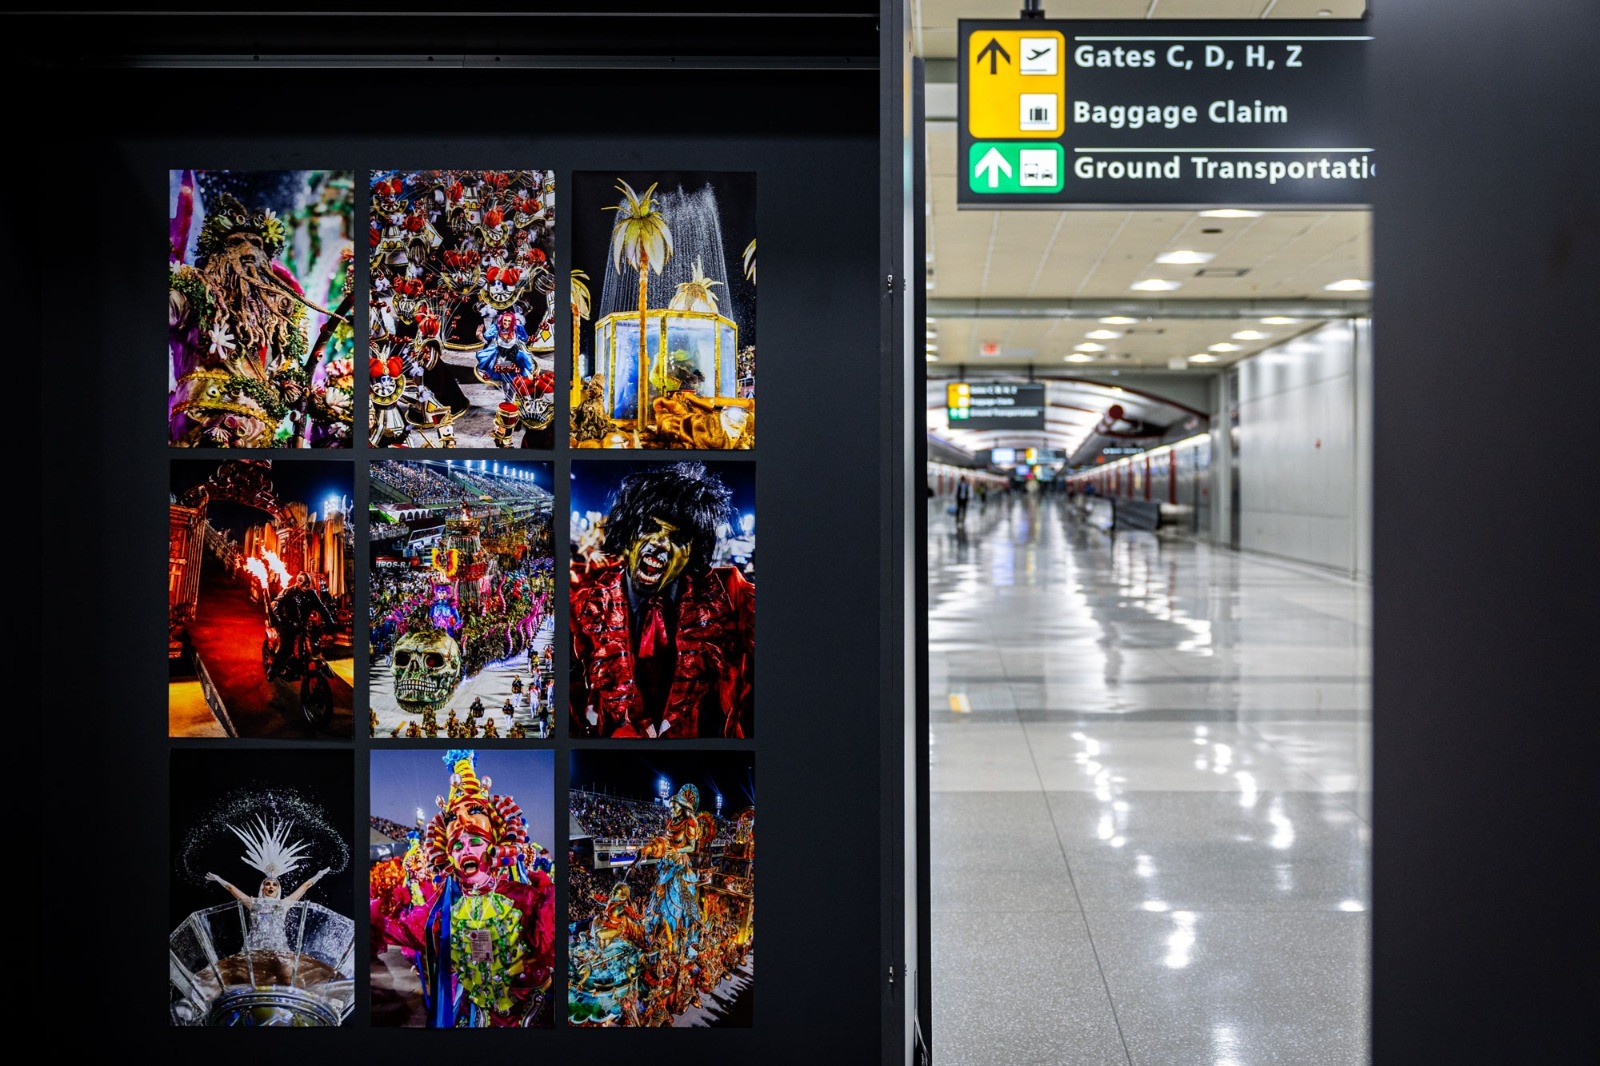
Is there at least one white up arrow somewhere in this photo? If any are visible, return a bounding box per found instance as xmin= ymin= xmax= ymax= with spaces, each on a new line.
xmin=974 ymin=146 xmax=1012 ymax=189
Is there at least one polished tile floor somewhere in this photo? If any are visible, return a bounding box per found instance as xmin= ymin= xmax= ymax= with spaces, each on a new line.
xmin=929 ymin=494 xmax=1371 ymax=1065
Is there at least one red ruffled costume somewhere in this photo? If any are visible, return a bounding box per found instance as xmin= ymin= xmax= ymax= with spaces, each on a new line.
xmin=569 ymin=561 xmax=754 ymax=738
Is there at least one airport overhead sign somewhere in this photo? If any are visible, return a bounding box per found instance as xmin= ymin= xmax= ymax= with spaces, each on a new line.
xmin=946 ymin=382 xmax=1047 ymax=431
xmin=958 ymin=19 xmax=1372 ymax=207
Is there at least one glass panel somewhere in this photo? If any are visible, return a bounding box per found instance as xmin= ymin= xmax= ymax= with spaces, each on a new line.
xmin=720 ymin=321 xmax=738 ymax=398
xmin=662 ymin=315 xmax=719 ymax=400
xmin=607 ymin=316 xmax=642 ymax=422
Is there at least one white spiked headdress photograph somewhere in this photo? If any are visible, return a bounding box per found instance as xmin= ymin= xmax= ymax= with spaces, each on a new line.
xmin=229 ymin=816 xmax=311 ymax=880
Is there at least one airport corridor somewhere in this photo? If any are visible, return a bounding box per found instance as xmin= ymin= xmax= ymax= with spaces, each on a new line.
xmin=929 ymin=493 xmax=1371 ymax=1065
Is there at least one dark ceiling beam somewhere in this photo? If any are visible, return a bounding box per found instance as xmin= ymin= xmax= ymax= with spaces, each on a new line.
xmin=9 ymin=8 xmax=880 ymax=66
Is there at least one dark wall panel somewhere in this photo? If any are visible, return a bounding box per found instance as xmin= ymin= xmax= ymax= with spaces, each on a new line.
xmin=36 ymin=65 xmax=889 ymax=1062
xmin=1371 ymin=3 xmax=1599 ymax=1062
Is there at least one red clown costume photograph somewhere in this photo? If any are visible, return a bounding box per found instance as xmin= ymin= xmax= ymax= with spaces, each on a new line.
xmin=570 ymin=460 xmax=756 ymax=739
xmin=369 ymin=749 xmax=555 ymax=1028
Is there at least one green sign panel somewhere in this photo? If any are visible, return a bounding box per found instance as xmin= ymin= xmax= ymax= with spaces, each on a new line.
xmin=967 ymin=142 xmax=1064 ymax=195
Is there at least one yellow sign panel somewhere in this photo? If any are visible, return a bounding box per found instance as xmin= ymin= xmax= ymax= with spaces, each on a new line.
xmin=967 ymin=29 xmax=1066 ymax=139
xmin=946 ymin=382 xmax=970 ymax=407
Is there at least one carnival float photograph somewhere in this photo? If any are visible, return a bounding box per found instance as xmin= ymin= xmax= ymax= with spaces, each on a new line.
xmin=369 ymin=748 xmax=556 ymax=1028
xmin=168 ymin=169 xmax=355 ymax=448
xmin=169 ymin=749 xmax=355 ymax=1027
xmin=570 ymin=460 xmax=755 ymax=739
xmin=570 ymin=171 xmax=756 ymax=450
xmin=169 ymin=459 xmax=355 ymax=738
xmin=368 ymin=169 xmax=557 ymax=449
xmin=568 ymin=749 xmax=755 ymax=1027
xmin=370 ymin=459 xmax=556 ymax=739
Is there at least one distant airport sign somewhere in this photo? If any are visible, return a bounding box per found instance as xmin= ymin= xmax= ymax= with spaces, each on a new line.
xmin=990 ymin=446 xmax=1064 ymax=465
xmin=959 ymin=19 xmax=1372 ymax=207
xmin=946 ymin=382 xmax=1046 ymax=431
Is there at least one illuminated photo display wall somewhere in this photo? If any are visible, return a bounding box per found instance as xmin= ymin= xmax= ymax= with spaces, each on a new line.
xmin=48 ymin=28 xmax=895 ymax=1050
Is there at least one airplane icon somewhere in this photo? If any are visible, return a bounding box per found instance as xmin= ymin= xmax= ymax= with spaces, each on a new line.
xmin=1018 ymin=37 xmax=1058 ymax=76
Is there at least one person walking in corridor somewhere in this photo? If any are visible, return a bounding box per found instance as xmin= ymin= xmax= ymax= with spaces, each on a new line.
xmin=954 ymin=476 xmax=971 ymax=529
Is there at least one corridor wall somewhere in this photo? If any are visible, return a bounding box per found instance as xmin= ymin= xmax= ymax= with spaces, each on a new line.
xmin=1235 ymin=319 xmax=1373 ymax=576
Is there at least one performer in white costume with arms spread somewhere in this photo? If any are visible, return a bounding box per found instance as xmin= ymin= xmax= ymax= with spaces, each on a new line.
xmin=206 ymin=816 xmax=331 ymax=952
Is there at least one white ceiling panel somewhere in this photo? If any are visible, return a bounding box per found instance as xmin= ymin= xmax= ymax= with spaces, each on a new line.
xmin=925 ymin=315 xmax=1327 ymax=369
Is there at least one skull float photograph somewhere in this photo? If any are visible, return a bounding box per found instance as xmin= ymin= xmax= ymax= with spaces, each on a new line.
xmin=570 ymin=460 xmax=755 ymax=739
xmin=168 ymin=170 xmax=355 ymax=448
xmin=568 ymin=750 xmax=755 ymax=1027
xmin=168 ymin=460 xmax=355 ymax=738
xmin=369 ymin=749 xmax=555 ymax=1028
xmin=570 ymin=171 xmax=756 ymax=450
xmin=369 ymin=460 xmax=556 ymax=739
xmin=391 ymin=628 xmax=463 ymax=714
xmin=369 ymin=170 xmax=556 ymax=449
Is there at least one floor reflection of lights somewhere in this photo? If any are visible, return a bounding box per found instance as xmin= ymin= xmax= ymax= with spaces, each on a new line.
xmin=929 ymin=497 xmax=1370 ymax=1065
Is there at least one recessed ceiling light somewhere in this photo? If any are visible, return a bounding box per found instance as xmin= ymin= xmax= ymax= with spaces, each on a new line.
xmin=1209 ymin=342 xmax=1242 ymax=352
xmin=1259 ymin=316 xmax=1300 ymax=325
xmin=925 ymin=353 xmax=939 ymax=362
xmin=1099 ymin=316 xmax=1137 ymax=325
xmin=925 ymin=280 xmax=936 ymax=290
xmin=1086 ymin=329 xmax=1122 ymax=340
xmin=1075 ymin=342 xmax=1107 ymax=352
xmin=1131 ymin=278 xmax=1182 ymax=292
xmin=1324 ymin=278 xmax=1372 ymax=291
xmin=925 ymin=344 xmax=938 ymax=352
xmin=1231 ymin=330 xmax=1269 ymax=340
xmin=1156 ymin=250 xmax=1214 ymax=265
xmin=1197 ymin=208 xmax=1263 ymax=219
xmin=1064 ymin=353 xmax=1095 ymax=363
xmin=1188 ymin=352 xmax=1218 ymax=363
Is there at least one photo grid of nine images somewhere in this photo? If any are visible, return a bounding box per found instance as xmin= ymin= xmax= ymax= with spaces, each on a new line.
xmin=166 ymin=168 xmax=758 ymax=1029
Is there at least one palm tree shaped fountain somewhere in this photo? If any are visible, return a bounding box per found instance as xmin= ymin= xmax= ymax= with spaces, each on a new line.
xmin=604 ymin=180 xmax=674 ymax=438
xmin=590 ymin=179 xmax=750 ymax=445
xmin=570 ymin=267 xmax=591 ymax=411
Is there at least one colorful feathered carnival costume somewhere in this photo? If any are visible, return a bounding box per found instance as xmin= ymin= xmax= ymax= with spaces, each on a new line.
xmin=413 ymin=750 xmax=554 ymax=1027
xmin=169 ymin=174 xmax=352 ymax=448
